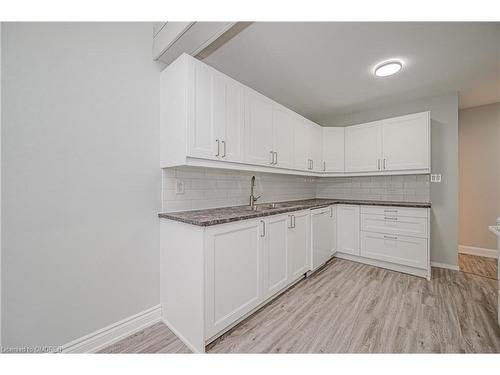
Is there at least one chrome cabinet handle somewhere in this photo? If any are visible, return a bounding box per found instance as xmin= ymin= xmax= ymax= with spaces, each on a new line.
xmin=323 ymin=161 xmax=326 ymax=172
xmin=311 ymin=160 xmax=314 ymax=170
xmin=384 ymin=216 xmax=398 ymax=221
xmin=377 ymin=159 xmax=380 ymax=170
xmin=292 ymin=215 xmax=296 ymax=228
xmin=274 ymin=152 xmax=278 ymax=165
xmin=288 ymin=215 xmax=293 ymax=228
xmin=383 ymin=158 xmax=386 ymax=170
xmin=221 ymin=140 xmax=226 ymax=158
xmin=384 ymin=235 xmax=398 ymax=240
xmin=269 ymin=151 xmax=274 ymax=165
xmin=330 ymin=206 xmax=333 ymax=217
xmin=384 ymin=209 xmax=398 ymax=213
xmin=260 ymin=220 xmax=266 ymax=237
xmin=216 ymin=139 xmax=220 ymax=157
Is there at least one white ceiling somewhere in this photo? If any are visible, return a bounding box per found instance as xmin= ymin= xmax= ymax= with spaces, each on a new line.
xmin=202 ymin=22 xmax=500 ymax=124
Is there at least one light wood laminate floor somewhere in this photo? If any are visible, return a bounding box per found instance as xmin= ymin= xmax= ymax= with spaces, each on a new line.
xmin=100 ymin=256 xmax=500 ymax=354
xmin=459 ymin=253 xmax=497 ymax=279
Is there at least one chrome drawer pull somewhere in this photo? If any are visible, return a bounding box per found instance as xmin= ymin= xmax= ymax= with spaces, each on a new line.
xmin=384 ymin=217 xmax=398 ymax=221
xmin=384 ymin=235 xmax=398 ymax=240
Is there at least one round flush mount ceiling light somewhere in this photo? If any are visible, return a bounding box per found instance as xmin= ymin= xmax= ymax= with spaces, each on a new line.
xmin=374 ymin=60 xmax=403 ymax=77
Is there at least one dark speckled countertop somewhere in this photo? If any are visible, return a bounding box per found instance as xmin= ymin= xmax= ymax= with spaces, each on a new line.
xmin=158 ymin=199 xmax=431 ymax=227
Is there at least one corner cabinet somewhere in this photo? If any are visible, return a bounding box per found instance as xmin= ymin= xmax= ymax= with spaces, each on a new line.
xmin=322 ymin=127 xmax=345 ymax=173
xmin=160 ymin=53 xmax=431 ymax=177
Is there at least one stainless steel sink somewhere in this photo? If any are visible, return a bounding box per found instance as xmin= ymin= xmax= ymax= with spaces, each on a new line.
xmin=245 ymin=203 xmax=290 ymax=211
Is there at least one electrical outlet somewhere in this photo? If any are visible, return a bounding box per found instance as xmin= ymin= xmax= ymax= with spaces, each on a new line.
xmin=430 ymin=174 xmax=442 ymax=183
xmin=175 ymin=179 xmax=185 ymax=194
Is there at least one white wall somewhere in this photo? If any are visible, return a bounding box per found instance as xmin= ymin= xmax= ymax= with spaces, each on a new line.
xmin=459 ymin=102 xmax=500 ymax=250
xmin=1 ymin=23 xmax=161 ymax=348
xmin=324 ymin=93 xmax=459 ymax=266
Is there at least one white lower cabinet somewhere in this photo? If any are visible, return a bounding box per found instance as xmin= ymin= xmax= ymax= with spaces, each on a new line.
xmin=205 ymin=219 xmax=264 ymax=339
xmin=360 ymin=231 xmax=428 ymax=269
xmin=262 ymin=215 xmax=290 ymax=298
xmin=336 ymin=205 xmax=360 ymax=256
xmin=359 ymin=206 xmax=430 ymax=277
xmin=160 ymin=211 xmax=312 ymax=352
xmin=287 ymin=210 xmax=311 ymax=280
xmin=160 ymin=204 xmax=430 ymax=353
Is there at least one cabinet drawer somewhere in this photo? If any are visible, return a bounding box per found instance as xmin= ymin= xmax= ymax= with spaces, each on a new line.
xmin=360 ymin=231 xmax=428 ymax=269
xmin=360 ymin=206 xmax=428 ymax=218
xmin=361 ymin=213 xmax=427 ymax=238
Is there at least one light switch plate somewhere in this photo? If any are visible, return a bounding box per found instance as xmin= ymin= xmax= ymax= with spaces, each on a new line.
xmin=175 ymin=179 xmax=185 ymax=194
xmin=430 ymin=174 xmax=442 ymax=183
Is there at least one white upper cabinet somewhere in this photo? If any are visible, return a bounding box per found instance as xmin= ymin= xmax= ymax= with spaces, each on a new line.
xmin=382 ymin=112 xmax=430 ymax=172
xmin=293 ymin=116 xmax=311 ymax=171
xmin=160 ymin=54 xmax=431 ymax=176
xmin=213 ymin=72 xmax=245 ymax=163
xmin=293 ymin=116 xmax=321 ymax=171
xmin=271 ymin=104 xmax=295 ymax=169
xmin=244 ymin=88 xmax=274 ymax=166
xmin=345 ymin=121 xmax=383 ymax=173
xmin=310 ymin=122 xmax=323 ymax=172
xmin=322 ymin=127 xmax=345 ymax=172
xmin=187 ymin=58 xmax=218 ymax=160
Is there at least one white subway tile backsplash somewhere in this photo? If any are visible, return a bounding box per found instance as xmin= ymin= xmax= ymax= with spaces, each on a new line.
xmin=161 ymin=166 xmax=317 ymax=212
xmin=161 ymin=167 xmax=430 ymax=212
xmin=316 ymin=174 xmax=430 ymax=203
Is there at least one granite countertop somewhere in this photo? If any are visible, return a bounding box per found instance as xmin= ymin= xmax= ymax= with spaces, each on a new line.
xmin=158 ymin=199 xmax=431 ymax=227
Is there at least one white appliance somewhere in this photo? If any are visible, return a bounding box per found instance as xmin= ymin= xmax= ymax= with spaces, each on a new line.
xmin=311 ymin=206 xmax=336 ymax=271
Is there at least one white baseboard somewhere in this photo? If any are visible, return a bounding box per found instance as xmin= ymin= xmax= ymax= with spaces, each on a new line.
xmin=459 ymin=245 xmax=498 ymax=259
xmin=430 ymin=261 xmax=459 ymax=271
xmin=60 ymin=305 xmax=161 ymax=353
xmin=162 ymin=318 xmax=201 ymax=353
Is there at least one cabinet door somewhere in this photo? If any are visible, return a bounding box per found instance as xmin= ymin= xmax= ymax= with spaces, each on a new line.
xmin=205 ymin=220 xmax=263 ymax=338
xmin=187 ymin=60 xmax=218 ymax=160
xmin=322 ymin=127 xmax=345 ymax=172
xmin=262 ymin=215 xmax=289 ymax=298
xmin=337 ymin=205 xmax=360 ymax=255
xmin=293 ymin=116 xmax=312 ymax=170
xmin=360 ymin=231 xmax=428 ymax=269
xmin=345 ymin=121 xmax=382 ymax=172
xmin=272 ymin=104 xmax=295 ymax=169
xmin=329 ymin=205 xmax=337 ymax=254
xmin=310 ymin=123 xmax=323 ymax=172
xmin=382 ymin=112 xmax=430 ymax=172
xmin=214 ymin=73 xmax=245 ymax=163
xmin=245 ymin=88 xmax=274 ymax=166
xmin=288 ymin=210 xmax=311 ymax=280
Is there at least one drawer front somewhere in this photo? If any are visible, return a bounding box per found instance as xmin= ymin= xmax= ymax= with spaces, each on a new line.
xmin=360 ymin=206 xmax=428 ymax=218
xmin=361 ymin=213 xmax=428 ymax=238
xmin=360 ymin=231 xmax=428 ymax=269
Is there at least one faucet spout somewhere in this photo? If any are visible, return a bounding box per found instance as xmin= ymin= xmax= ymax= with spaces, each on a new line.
xmin=249 ymin=176 xmax=260 ymax=209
